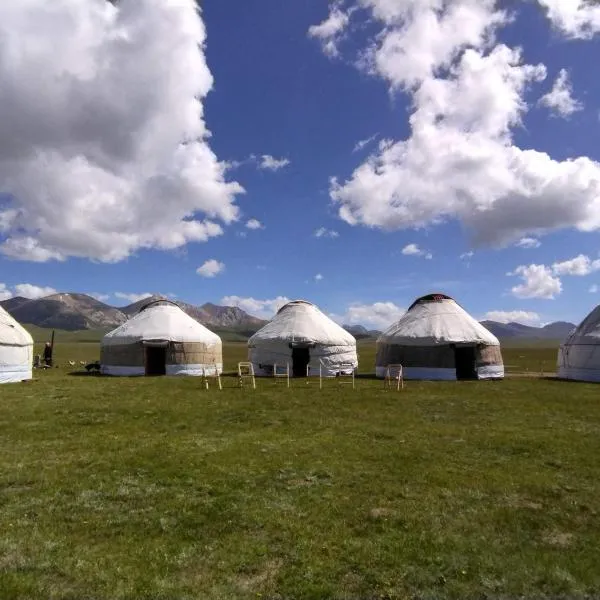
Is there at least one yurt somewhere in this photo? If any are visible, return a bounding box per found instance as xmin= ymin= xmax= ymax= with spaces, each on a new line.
xmin=101 ymin=299 xmax=222 ymax=376
xmin=248 ymin=300 xmax=358 ymax=376
xmin=557 ymin=306 xmax=598 ymax=381
xmin=376 ymin=293 xmax=503 ymax=380
xmin=0 ymin=306 xmax=33 ymax=383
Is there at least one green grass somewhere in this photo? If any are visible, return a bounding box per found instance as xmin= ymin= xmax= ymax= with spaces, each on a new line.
xmin=3 ymin=341 xmax=597 ymax=599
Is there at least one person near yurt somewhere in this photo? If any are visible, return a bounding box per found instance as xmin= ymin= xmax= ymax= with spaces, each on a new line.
xmin=248 ymin=299 xmax=358 ymax=377
xmin=376 ymin=293 xmax=503 ymax=381
xmin=0 ymin=306 xmax=34 ymax=383
xmin=557 ymin=306 xmax=598 ymax=381
xmin=101 ymin=299 xmax=222 ymax=376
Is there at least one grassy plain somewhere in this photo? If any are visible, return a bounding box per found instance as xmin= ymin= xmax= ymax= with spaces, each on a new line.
xmin=3 ymin=339 xmax=599 ymax=599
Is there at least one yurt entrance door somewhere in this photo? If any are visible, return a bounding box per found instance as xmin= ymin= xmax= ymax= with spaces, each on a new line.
xmin=144 ymin=342 xmax=167 ymax=376
xmin=454 ymin=345 xmax=477 ymax=380
xmin=291 ymin=347 xmax=310 ymax=377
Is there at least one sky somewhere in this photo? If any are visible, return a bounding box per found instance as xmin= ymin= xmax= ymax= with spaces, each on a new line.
xmin=1 ymin=0 xmax=600 ymax=330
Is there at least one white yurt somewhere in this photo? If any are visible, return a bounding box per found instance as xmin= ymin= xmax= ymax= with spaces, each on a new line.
xmin=0 ymin=306 xmax=34 ymax=383
xmin=376 ymin=293 xmax=503 ymax=380
xmin=557 ymin=306 xmax=599 ymax=381
xmin=248 ymin=300 xmax=358 ymax=376
xmin=101 ymin=299 xmax=222 ymax=376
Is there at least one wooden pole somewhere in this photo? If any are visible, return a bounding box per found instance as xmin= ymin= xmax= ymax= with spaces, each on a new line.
xmin=50 ymin=329 xmax=55 ymax=352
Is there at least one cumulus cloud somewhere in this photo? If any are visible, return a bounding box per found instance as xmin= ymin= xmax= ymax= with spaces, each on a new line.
xmin=315 ymin=273 xmax=324 ymax=281
xmin=314 ymin=227 xmax=339 ymax=238
xmin=460 ymin=251 xmax=474 ymax=260
xmin=536 ymin=0 xmax=600 ymax=39
xmin=484 ymin=310 xmax=541 ymax=325
xmin=515 ymin=237 xmax=541 ymax=249
xmin=0 ymin=0 xmax=243 ymax=263
xmin=245 ymin=219 xmax=264 ymax=230
xmin=313 ymin=1 xmax=600 ymax=248
xmin=539 ymin=69 xmax=583 ymax=117
xmin=221 ymin=295 xmax=290 ymax=319
xmin=196 ymin=259 xmax=225 ymax=278
xmin=308 ymin=1 xmax=352 ymax=58
xmin=14 ymin=284 xmax=58 ymax=299
xmin=401 ymin=243 xmax=432 ymax=259
xmin=114 ymin=292 xmax=153 ymax=304
xmin=0 ymin=283 xmax=12 ymax=301
xmin=332 ymin=301 xmax=405 ymax=330
xmin=552 ymin=254 xmax=600 ymax=276
xmin=258 ymin=155 xmax=290 ymax=171
xmin=510 ymin=264 xmax=562 ymax=299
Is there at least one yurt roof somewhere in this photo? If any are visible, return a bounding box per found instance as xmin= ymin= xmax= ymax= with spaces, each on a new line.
xmin=250 ymin=299 xmax=355 ymax=346
xmin=103 ymin=301 xmax=221 ymax=346
xmin=0 ymin=306 xmax=33 ymax=347
xmin=560 ymin=304 xmax=600 ymax=345
xmin=378 ymin=293 xmax=499 ymax=347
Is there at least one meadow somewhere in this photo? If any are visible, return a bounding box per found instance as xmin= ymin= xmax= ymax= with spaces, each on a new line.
xmin=2 ymin=338 xmax=600 ymax=599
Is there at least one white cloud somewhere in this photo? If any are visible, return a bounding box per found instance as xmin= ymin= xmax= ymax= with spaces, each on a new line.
xmin=0 ymin=0 xmax=243 ymax=263
xmin=552 ymin=254 xmax=600 ymax=276
xmin=114 ymin=292 xmax=153 ymax=304
xmin=245 ymin=219 xmax=264 ymax=230
xmin=402 ymin=243 xmax=432 ymax=259
xmin=353 ymin=134 xmax=379 ymax=153
xmin=590 ymin=284 xmax=599 ymax=293
xmin=221 ymin=295 xmax=290 ymax=319
xmin=14 ymin=284 xmax=58 ymax=299
xmin=516 ymin=237 xmax=541 ymax=249
xmin=539 ymin=69 xmax=583 ymax=117
xmin=484 ymin=310 xmax=541 ymax=325
xmin=196 ymin=259 xmax=225 ymax=278
xmin=315 ymin=273 xmax=324 ymax=281
xmin=332 ymin=301 xmax=405 ymax=330
xmin=258 ymin=155 xmax=290 ymax=172
xmin=460 ymin=251 xmax=474 ymax=259
xmin=0 ymin=283 xmax=12 ymax=301
xmin=308 ymin=1 xmax=352 ymax=58
xmin=536 ymin=0 xmax=600 ymax=39
xmin=90 ymin=293 xmax=110 ymax=303
xmin=510 ymin=264 xmax=562 ymax=299
xmin=314 ymin=1 xmax=600 ymax=248
xmin=314 ymin=227 xmax=339 ymax=238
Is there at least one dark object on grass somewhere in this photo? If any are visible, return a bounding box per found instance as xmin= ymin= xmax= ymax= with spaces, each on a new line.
xmin=85 ymin=361 xmax=101 ymax=373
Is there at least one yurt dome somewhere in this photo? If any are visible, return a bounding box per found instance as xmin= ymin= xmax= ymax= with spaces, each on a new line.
xmin=376 ymin=293 xmax=503 ymax=381
xmin=0 ymin=306 xmax=34 ymax=383
xmin=557 ymin=306 xmax=599 ymax=382
xmin=101 ymin=299 xmax=222 ymax=376
xmin=248 ymin=299 xmax=358 ymax=377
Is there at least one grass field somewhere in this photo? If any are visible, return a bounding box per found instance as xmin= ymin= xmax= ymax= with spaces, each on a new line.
xmin=3 ymin=341 xmax=599 ymax=599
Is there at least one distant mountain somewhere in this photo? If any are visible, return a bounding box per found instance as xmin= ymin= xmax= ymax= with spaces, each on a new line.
xmin=343 ymin=324 xmax=382 ymax=339
xmin=1 ymin=293 xmax=127 ymax=331
xmin=1 ymin=293 xmax=266 ymax=333
xmin=480 ymin=320 xmax=576 ymax=341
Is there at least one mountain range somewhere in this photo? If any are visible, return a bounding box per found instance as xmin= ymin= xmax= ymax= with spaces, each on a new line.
xmin=0 ymin=293 xmax=266 ymax=332
xmin=0 ymin=293 xmax=577 ymax=341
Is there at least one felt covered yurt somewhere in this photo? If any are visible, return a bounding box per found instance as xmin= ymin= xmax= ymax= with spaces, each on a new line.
xmin=101 ymin=299 xmax=222 ymax=376
xmin=376 ymin=293 xmax=503 ymax=380
xmin=248 ymin=300 xmax=358 ymax=376
xmin=557 ymin=306 xmax=598 ymax=381
xmin=0 ymin=306 xmax=33 ymax=383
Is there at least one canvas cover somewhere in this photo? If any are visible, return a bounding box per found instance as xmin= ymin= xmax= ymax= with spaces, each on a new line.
xmin=101 ymin=301 xmax=222 ymax=376
xmin=0 ymin=306 xmax=33 ymax=383
xmin=376 ymin=294 xmax=503 ymax=380
xmin=557 ymin=305 xmax=599 ymax=382
xmin=248 ymin=300 xmax=358 ymax=376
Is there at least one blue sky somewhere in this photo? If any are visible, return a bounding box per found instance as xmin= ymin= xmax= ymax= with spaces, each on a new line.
xmin=1 ymin=0 xmax=600 ymax=329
